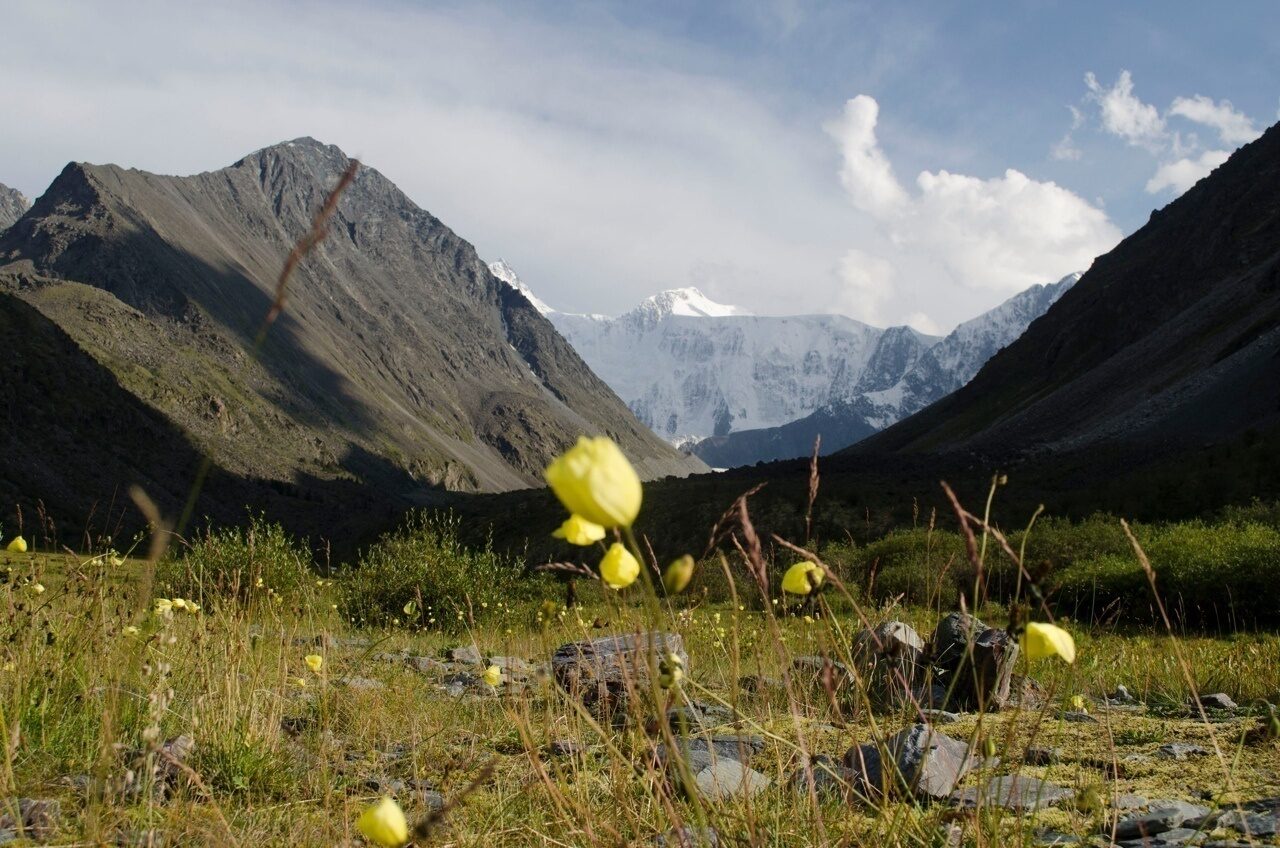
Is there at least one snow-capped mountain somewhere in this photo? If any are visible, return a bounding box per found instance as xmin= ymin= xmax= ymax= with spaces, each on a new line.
xmin=690 ymin=274 xmax=1080 ymax=467
xmin=487 ymin=260 xmax=1077 ymax=465
xmin=487 ymin=260 xmax=939 ymax=445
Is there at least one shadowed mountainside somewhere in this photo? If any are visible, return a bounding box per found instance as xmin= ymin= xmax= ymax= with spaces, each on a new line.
xmin=0 ymin=139 xmax=703 ymax=544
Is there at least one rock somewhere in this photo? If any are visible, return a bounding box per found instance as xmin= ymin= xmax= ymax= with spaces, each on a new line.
xmin=738 ymin=674 xmax=783 ymax=694
xmin=1114 ymin=794 xmax=1149 ymax=811
xmin=404 ymin=656 xmax=447 ymax=675
xmin=1118 ymin=826 xmax=1202 ymax=846
xmin=0 ymin=799 xmax=60 ymax=842
xmin=660 ymin=735 xmax=765 ymax=776
xmin=552 ymin=632 xmax=687 ymax=718
xmin=919 ymin=709 xmax=963 ymax=724
xmin=1059 ymin=711 xmax=1098 ymax=723
xmin=1156 ymin=743 xmax=1208 ymax=760
xmin=1192 ymin=693 xmax=1238 ymax=711
xmin=789 ymin=759 xmax=862 ymax=802
xmin=1108 ymin=685 xmax=1137 ymax=704
xmin=449 ymin=645 xmax=484 ymax=665
xmin=338 ymin=677 xmax=386 ymax=691
xmin=1218 ymin=802 xmax=1277 ymax=837
xmin=791 ymin=655 xmax=852 ymax=691
xmin=846 ymin=724 xmax=975 ymax=801
xmin=1035 ymin=830 xmax=1085 ymax=846
xmin=852 ymin=621 xmax=928 ymax=706
xmin=912 ymin=683 xmax=953 ymax=710
xmin=488 ymin=656 xmax=534 ymax=678
xmin=1009 ymin=674 xmax=1048 ymax=709
xmin=693 ymin=758 xmax=770 ymax=800
xmin=928 ymin=614 xmax=1019 ymax=710
xmin=547 ymin=739 xmax=589 ymax=758
xmin=951 ymin=776 xmax=1075 ymax=811
xmin=1111 ymin=800 xmax=1213 ymax=841
xmin=1024 ymin=747 xmax=1063 ymax=765
xmin=652 ymin=825 xmax=720 ymax=847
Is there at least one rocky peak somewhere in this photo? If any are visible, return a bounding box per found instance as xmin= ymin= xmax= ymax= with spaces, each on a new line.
xmin=0 ymin=183 xmax=30 ymax=231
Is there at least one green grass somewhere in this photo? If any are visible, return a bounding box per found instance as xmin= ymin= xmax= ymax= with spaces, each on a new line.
xmin=0 ymin=517 xmax=1277 ymax=847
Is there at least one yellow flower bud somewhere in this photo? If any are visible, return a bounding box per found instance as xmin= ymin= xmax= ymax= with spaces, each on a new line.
xmin=6 ymin=536 xmax=28 ymax=553
xmin=304 ymin=654 xmax=323 ymax=673
xmin=598 ymin=542 xmax=640 ymax=590
xmin=1021 ymin=621 xmax=1076 ymax=663
xmin=662 ymin=555 xmax=695 ymax=594
xmin=357 ymin=796 xmax=409 ymax=847
xmin=544 ymin=436 xmax=642 ymax=528
xmin=781 ymin=561 xmax=823 ymax=595
xmin=658 ymin=652 xmax=684 ymax=689
xmin=552 ymin=514 xmax=607 ymax=546
xmin=482 ymin=665 xmax=503 ymax=687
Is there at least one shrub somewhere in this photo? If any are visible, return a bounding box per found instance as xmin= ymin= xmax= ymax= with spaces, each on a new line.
xmin=339 ymin=512 xmax=546 ymax=631
xmin=156 ymin=516 xmax=314 ymax=607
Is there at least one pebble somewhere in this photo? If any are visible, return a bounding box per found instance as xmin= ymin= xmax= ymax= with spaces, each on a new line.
xmin=1192 ymin=693 xmax=1238 ymax=711
xmin=1156 ymin=743 xmax=1208 ymax=760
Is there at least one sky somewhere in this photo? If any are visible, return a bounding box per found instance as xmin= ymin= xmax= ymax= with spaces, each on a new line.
xmin=3 ymin=1 xmax=1278 ymax=333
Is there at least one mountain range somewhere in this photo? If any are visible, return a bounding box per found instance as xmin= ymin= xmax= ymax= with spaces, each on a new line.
xmin=491 ymin=260 xmax=1076 ymax=466
xmin=0 ymin=139 xmax=702 ymax=544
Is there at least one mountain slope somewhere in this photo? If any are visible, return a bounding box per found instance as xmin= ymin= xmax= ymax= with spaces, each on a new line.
xmin=491 ymin=263 xmax=940 ymax=445
xmin=0 ymin=183 xmax=28 ymax=230
xmin=669 ymin=276 xmax=1078 ymax=467
xmin=858 ymin=122 xmax=1280 ymax=461
xmin=0 ymin=139 xmax=703 ymax=540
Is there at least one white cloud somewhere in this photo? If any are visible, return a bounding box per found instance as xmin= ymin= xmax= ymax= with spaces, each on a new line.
xmin=1145 ymin=149 xmax=1231 ymax=195
xmin=834 ymin=249 xmax=896 ymax=325
xmin=829 ymin=95 xmax=1121 ymax=302
xmin=824 ymin=96 xmax=909 ymax=215
xmin=1051 ymin=134 xmax=1082 ymax=161
xmin=905 ymin=311 xmax=942 ymax=335
xmin=1085 ymin=70 xmax=1167 ymax=150
xmin=1168 ymin=95 xmax=1261 ymax=145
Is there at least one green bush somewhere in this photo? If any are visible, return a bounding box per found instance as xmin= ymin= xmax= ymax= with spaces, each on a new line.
xmin=156 ymin=516 xmax=314 ymax=607
xmin=339 ymin=512 xmax=546 ymax=631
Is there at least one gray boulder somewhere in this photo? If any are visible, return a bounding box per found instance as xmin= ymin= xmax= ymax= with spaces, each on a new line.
xmin=693 ymin=758 xmax=771 ymax=800
xmin=853 ymin=621 xmax=929 ymax=707
xmin=844 ymin=724 xmax=975 ymax=801
xmin=552 ymin=632 xmax=687 ymax=718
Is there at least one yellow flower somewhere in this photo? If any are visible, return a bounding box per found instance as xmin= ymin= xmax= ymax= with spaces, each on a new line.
xmin=658 ymin=652 xmax=684 ymax=689
xmin=1069 ymin=694 xmax=1087 ymax=713
xmin=124 ymin=626 xmax=140 ymax=636
xmin=598 ymin=543 xmax=640 ymax=590
xmin=304 ymin=654 xmax=324 ymax=673
xmin=154 ymin=598 xmax=174 ymax=615
xmin=356 ymin=796 xmax=409 ymax=847
xmin=29 ymin=582 xmax=45 ymax=595
xmin=552 ymin=514 xmax=607 ymax=546
xmin=781 ymin=561 xmax=824 ymax=595
xmin=544 ymin=436 xmax=642 ymax=528
xmin=6 ymin=536 xmax=27 ymax=553
xmin=292 ymin=677 xmax=308 ymax=688
xmin=171 ymin=598 xmax=187 ymax=610
xmin=482 ymin=665 xmax=503 ymax=687
xmin=187 ymin=601 xmax=201 ymax=613
xmin=1021 ymin=621 xmax=1077 ymax=663
xmin=662 ymin=555 xmax=695 ymax=594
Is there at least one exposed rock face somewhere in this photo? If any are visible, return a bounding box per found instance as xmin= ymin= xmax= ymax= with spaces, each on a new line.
xmin=0 ymin=139 xmax=703 ymax=542
xmin=0 ymin=182 xmax=29 ymax=230
xmin=551 ymin=632 xmax=687 ymax=718
xmin=844 ymin=724 xmax=976 ymax=801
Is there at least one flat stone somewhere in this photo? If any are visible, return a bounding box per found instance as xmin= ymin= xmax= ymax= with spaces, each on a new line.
xmin=789 ymin=760 xmax=862 ymax=802
xmin=791 ymin=655 xmax=852 ymax=690
xmin=1112 ymin=800 xmax=1212 ymax=841
xmin=449 ymin=645 xmax=484 ymax=665
xmin=920 ymin=709 xmax=963 ymax=725
xmin=1107 ymin=685 xmax=1137 ymax=704
xmin=404 ymin=656 xmax=447 ymax=674
xmin=693 ymin=758 xmax=770 ymax=799
xmin=1035 ymin=830 xmax=1085 ymax=846
xmin=1192 ymin=693 xmax=1238 ymax=711
xmin=1156 ymin=743 xmax=1208 ymax=760
xmin=846 ymin=724 xmax=975 ymax=801
xmin=1118 ymin=826 xmax=1202 ymax=846
xmin=1114 ymin=794 xmax=1149 ymax=810
xmin=951 ymin=775 xmax=1075 ymax=811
